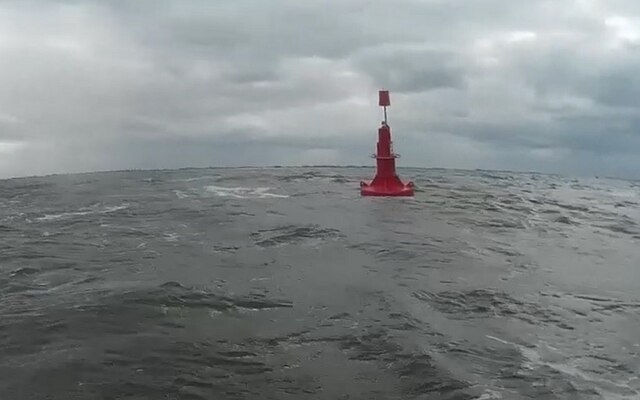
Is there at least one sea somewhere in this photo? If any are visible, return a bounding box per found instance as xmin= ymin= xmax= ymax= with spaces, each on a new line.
xmin=1 ymin=166 xmax=639 ymax=399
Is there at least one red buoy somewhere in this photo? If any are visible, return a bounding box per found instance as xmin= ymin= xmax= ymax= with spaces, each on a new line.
xmin=360 ymin=90 xmax=414 ymax=197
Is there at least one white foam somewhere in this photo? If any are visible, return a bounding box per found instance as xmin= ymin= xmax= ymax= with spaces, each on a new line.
xmin=205 ymin=185 xmax=289 ymax=199
xmin=36 ymin=203 xmax=129 ymax=222
xmin=475 ymin=389 xmax=503 ymax=399
xmin=103 ymin=204 xmax=129 ymax=213
xmin=174 ymin=190 xmax=189 ymax=199
xmin=36 ymin=210 xmax=93 ymax=221
xmin=501 ymin=339 xmax=639 ymax=398
xmin=609 ymin=189 xmax=638 ymax=199
xmin=163 ymin=233 xmax=179 ymax=242
xmin=518 ymin=345 xmax=542 ymax=370
xmin=485 ymin=335 xmax=511 ymax=345
xmin=184 ymin=175 xmax=218 ymax=182
xmin=252 ymin=187 xmax=290 ymax=198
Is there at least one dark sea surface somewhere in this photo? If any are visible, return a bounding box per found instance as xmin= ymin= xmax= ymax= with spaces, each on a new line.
xmin=1 ymin=166 xmax=639 ymax=399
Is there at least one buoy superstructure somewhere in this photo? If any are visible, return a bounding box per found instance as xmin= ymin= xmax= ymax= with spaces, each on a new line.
xmin=360 ymin=90 xmax=415 ymax=196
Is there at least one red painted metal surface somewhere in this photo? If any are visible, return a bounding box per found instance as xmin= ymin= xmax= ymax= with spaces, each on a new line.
xmin=361 ymin=90 xmax=414 ymax=197
xmin=378 ymin=90 xmax=390 ymax=107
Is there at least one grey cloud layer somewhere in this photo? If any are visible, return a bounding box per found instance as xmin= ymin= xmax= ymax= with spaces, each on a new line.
xmin=1 ymin=0 xmax=640 ymax=178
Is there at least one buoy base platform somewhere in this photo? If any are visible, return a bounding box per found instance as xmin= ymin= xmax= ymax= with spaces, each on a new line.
xmin=360 ymin=181 xmax=414 ymax=197
xmin=360 ymin=179 xmax=414 ymax=196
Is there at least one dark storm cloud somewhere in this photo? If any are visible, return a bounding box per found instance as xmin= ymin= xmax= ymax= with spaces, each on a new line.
xmin=1 ymin=0 xmax=640 ymax=178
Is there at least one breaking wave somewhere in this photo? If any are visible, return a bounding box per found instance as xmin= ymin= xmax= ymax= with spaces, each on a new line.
xmin=205 ymin=185 xmax=289 ymax=199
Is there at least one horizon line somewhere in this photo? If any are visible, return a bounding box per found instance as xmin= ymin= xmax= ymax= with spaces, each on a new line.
xmin=0 ymin=164 xmax=633 ymax=183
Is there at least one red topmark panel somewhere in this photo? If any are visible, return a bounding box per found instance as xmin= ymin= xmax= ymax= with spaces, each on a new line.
xmin=379 ymin=90 xmax=390 ymax=107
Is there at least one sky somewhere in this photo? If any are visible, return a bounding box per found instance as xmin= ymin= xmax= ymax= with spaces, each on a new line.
xmin=1 ymin=0 xmax=640 ymax=179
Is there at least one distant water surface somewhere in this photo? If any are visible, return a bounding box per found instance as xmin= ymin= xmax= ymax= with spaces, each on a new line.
xmin=1 ymin=167 xmax=639 ymax=399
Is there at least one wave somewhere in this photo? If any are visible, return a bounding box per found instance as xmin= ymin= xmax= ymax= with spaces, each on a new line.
xmin=205 ymin=185 xmax=289 ymax=199
xmin=35 ymin=203 xmax=129 ymax=222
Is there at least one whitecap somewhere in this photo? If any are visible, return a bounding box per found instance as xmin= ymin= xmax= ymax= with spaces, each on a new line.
xmin=205 ymin=185 xmax=289 ymax=199
xmin=475 ymin=389 xmax=503 ymax=399
xmin=35 ymin=203 xmax=129 ymax=222
xmin=102 ymin=204 xmax=129 ymax=213
xmin=253 ymin=187 xmax=290 ymax=198
xmin=181 ymin=175 xmax=219 ymax=182
xmin=36 ymin=210 xmax=93 ymax=221
xmin=174 ymin=190 xmax=189 ymax=199
xmin=163 ymin=233 xmax=179 ymax=242
xmin=510 ymin=341 xmax=639 ymax=398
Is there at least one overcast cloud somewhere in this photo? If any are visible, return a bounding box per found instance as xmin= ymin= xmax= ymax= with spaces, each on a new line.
xmin=1 ymin=0 xmax=640 ymax=179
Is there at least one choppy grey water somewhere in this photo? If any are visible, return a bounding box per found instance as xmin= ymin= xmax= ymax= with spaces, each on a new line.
xmin=1 ymin=167 xmax=639 ymax=399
